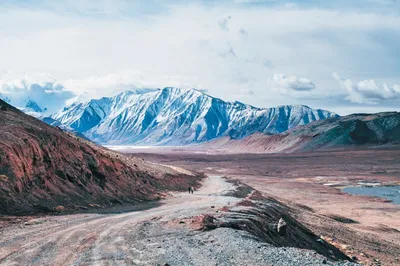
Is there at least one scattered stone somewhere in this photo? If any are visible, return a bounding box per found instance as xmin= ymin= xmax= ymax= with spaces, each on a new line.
xmin=351 ymin=256 xmax=358 ymax=261
xmin=322 ymin=259 xmax=327 ymax=264
xmin=277 ymin=217 xmax=287 ymax=236
xmin=0 ymin=174 xmax=8 ymax=182
xmin=203 ymin=215 xmax=217 ymax=230
xmin=211 ymin=206 xmax=215 ymax=208
xmin=24 ymin=219 xmax=42 ymax=226
xmin=88 ymin=203 xmax=101 ymax=208
xmin=179 ymin=220 xmax=185 ymax=224
xmin=55 ymin=205 xmax=66 ymax=212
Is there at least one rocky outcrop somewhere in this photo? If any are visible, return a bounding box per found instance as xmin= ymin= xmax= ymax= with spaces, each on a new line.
xmin=277 ymin=218 xmax=287 ymax=236
xmin=200 ymin=196 xmax=353 ymax=262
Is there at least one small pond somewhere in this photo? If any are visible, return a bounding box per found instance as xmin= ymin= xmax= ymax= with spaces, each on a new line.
xmin=342 ymin=186 xmax=400 ymax=205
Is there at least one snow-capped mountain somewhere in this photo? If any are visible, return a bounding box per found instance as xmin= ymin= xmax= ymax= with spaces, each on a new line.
xmin=24 ymin=99 xmax=46 ymax=113
xmin=51 ymin=87 xmax=338 ymax=145
xmin=0 ymin=95 xmax=47 ymax=116
xmin=11 ymin=99 xmax=46 ymax=118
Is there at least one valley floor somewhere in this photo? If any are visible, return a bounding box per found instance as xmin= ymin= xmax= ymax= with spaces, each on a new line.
xmin=1 ymin=147 xmax=399 ymax=265
xmin=0 ymin=176 xmax=355 ymax=266
xmin=117 ymin=147 xmax=400 ymax=266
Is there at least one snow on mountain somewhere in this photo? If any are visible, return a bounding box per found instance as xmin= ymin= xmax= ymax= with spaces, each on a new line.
xmin=24 ymin=99 xmax=46 ymax=113
xmin=13 ymin=99 xmax=47 ymax=119
xmin=52 ymin=87 xmax=338 ymax=145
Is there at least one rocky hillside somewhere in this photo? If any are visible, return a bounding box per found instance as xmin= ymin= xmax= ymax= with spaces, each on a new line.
xmin=0 ymin=100 xmax=202 ymax=215
xmin=51 ymin=88 xmax=337 ymax=145
xmin=204 ymin=112 xmax=400 ymax=153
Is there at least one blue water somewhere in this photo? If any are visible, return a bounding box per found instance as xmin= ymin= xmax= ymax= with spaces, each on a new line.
xmin=343 ymin=186 xmax=400 ymax=204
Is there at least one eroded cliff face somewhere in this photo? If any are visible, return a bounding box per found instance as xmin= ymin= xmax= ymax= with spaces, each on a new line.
xmin=0 ymin=100 xmax=202 ymax=215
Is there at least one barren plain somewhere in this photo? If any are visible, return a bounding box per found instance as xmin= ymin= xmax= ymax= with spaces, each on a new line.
xmin=118 ymin=147 xmax=400 ymax=266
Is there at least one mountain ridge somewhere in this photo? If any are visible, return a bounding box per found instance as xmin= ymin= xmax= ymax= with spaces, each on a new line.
xmin=202 ymin=111 xmax=400 ymax=153
xmin=51 ymin=87 xmax=338 ymax=145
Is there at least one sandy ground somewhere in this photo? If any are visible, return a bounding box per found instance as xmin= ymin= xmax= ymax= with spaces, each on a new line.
xmin=117 ymin=147 xmax=400 ymax=266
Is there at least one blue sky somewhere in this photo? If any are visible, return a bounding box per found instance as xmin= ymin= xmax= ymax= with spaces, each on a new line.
xmin=0 ymin=0 xmax=399 ymax=115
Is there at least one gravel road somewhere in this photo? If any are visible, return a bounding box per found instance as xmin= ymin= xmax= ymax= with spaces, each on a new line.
xmin=0 ymin=176 xmax=358 ymax=266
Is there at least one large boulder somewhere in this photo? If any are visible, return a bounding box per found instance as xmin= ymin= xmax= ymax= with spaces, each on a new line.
xmin=277 ymin=217 xmax=287 ymax=236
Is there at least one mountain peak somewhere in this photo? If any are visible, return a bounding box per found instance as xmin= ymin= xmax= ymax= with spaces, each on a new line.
xmin=25 ymin=99 xmax=44 ymax=113
xmin=160 ymin=87 xmax=201 ymax=95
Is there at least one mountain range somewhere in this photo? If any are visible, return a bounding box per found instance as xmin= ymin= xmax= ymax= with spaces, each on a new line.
xmin=3 ymin=87 xmax=400 ymax=152
xmin=49 ymin=87 xmax=338 ymax=145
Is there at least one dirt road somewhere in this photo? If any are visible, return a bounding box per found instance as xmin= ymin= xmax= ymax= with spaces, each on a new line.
xmin=0 ymin=176 xmax=239 ymax=266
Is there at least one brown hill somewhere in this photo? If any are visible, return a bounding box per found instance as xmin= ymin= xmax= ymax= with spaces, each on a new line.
xmin=0 ymin=100 xmax=202 ymax=215
xmin=202 ymin=112 xmax=400 ymax=153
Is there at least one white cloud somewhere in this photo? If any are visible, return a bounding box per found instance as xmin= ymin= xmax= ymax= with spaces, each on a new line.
xmin=218 ymin=16 xmax=232 ymax=32
xmin=0 ymin=72 xmax=76 ymax=114
xmin=239 ymin=28 xmax=248 ymax=35
xmin=0 ymin=2 xmax=400 ymax=114
xmin=0 ymin=70 xmax=208 ymax=113
xmin=63 ymin=71 xmax=204 ymax=97
xmin=272 ymin=74 xmax=316 ymax=92
xmin=333 ymin=72 xmax=400 ymax=104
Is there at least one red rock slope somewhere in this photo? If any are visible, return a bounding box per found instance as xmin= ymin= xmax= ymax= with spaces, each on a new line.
xmin=0 ymin=100 xmax=202 ymax=215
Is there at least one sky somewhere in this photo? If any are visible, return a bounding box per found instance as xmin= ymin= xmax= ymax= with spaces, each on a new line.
xmin=0 ymin=0 xmax=399 ymax=115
